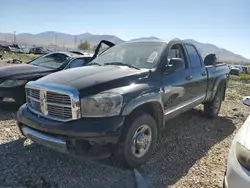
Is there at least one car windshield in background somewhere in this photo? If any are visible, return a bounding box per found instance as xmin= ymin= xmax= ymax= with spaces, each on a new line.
xmin=30 ymin=53 xmax=70 ymax=69
xmin=91 ymin=42 xmax=166 ymax=69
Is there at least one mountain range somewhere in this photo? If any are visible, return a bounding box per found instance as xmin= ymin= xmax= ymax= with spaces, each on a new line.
xmin=0 ymin=31 xmax=249 ymax=63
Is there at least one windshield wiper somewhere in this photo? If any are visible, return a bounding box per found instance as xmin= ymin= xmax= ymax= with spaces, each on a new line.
xmin=87 ymin=62 xmax=102 ymax=66
xmin=104 ymin=62 xmax=140 ymax=70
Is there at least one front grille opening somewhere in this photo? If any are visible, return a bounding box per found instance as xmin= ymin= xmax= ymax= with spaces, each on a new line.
xmin=29 ymin=88 xmax=40 ymax=99
xmin=47 ymin=105 xmax=72 ymax=119
xmin=31 ymin=100 xmax=41 ymax=112
xmin=26 ymin=87 xmax=75 ymax=121
xmin=47 ymin=91 xmax=71 ymax=105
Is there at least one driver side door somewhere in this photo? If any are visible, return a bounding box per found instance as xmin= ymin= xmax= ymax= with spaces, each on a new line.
xmin=161 ymin=43 xmax=193 ymax=114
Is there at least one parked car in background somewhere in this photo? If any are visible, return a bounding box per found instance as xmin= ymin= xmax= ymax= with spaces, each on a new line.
xmin=19 ymin=47 xmax=30 ymax=54
xmin=232 ymin=65 xmax=243 ymax=73
xmin=223 ymin=96 xmax=250 ymax=188
xmin=9 ymin=46 xmax=20 ymax=53
xmin=230 ymin=67 xmax=241 ymax=76
xmin=29 ymin=47 xmax=35 ymax=54
xmin=242 ymin=66 xmax=250 ymax=74
xmin=17 ymin=39 xmax=230 ymax=168
xmin=0 ymin=51 xmax=93 ymax=106
xmin=2 ymin=45 xmax=11 ymax=52
xmin=29 ymin=47 xmax=51 ymax=54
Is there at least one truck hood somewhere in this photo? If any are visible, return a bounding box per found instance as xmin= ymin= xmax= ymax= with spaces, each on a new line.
xmin=0 ymin=64 xmax=55 ymax=79
xmin=38 ymin=66 xmax=150 ymax=94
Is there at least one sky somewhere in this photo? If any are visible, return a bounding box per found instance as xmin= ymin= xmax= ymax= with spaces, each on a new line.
xmin=1 ymin=0 xmax=250 ymax=58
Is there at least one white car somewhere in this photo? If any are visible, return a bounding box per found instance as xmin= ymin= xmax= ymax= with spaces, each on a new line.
xmin=224 ymin=96 xmax=250 ymax=188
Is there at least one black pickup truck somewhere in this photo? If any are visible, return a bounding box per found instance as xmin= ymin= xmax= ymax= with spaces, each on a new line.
xmin=17 ymin=39 xmax=230 ymax=168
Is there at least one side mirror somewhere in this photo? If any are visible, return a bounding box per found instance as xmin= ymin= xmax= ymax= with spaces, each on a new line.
xmin=165 ymin=58 xmax=185 ymax=74
xmin=243 ymin=96 xmax=250 ymax=106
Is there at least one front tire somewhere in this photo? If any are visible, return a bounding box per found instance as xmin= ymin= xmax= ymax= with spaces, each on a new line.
xmin=115 ymin=113 xmax=157 ymax=168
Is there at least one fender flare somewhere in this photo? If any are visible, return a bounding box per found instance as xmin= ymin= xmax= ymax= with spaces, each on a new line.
xmin=211 ymin=75 xmax=227 ymax=100
xmin=121 ymin=92 xmax=165 ymax=135
xmin=122 ymin=92 xmax=164 ymax=116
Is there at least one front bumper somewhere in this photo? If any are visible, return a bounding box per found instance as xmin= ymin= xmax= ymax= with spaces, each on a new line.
xmin=0 ymin=86 xmax=25 ymax=105
xmin=224 ymin=130 xmax=250 ymax=188
xmin=224 ymin=151 xmax=250 ymax=188
xmin=17 ymin=104 xmax=125 ymax=158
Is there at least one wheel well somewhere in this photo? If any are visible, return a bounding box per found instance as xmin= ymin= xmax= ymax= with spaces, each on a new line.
xmin=223 ymin=82 xmax=227 ymax=100
xmin=219 ymin=80 xmax=227 ymax=101
xmin=127 ymin=102 xmax=164 ymax=139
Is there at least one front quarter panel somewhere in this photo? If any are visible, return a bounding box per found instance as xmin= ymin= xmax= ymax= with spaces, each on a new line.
xmin=121 ymin=91 xmax=164 ymax=116
xmin=104 ymin=83 xmax=164 ymax=116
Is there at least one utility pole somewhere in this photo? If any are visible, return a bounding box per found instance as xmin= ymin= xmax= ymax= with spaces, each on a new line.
xmin=55 ymin=35 xmax=58 ymax=51
xmin=74 ymin=36 xmax=77 ymax=49
xmin=13 ymin=31 xmax=16 ymax=44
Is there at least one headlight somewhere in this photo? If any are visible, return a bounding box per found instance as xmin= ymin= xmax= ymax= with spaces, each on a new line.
xmin=236 ymin=142 xmax=250 ymax=171
xmin=0 ymin=79 xmax=27 ymax=87
xmin=81 ymin=92 xmax=123 ymax=117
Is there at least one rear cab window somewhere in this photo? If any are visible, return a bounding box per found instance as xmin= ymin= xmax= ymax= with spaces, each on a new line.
xmin=185 ymin=45 xmax=202 ymax=68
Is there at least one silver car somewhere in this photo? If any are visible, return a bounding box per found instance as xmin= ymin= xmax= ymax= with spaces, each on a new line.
xmin=224 ymin=96 xmax=250 ymax=188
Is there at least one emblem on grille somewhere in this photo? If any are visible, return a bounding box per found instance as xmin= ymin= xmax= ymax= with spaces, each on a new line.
xmin=40 ymin=90 xmax=48 ymax=115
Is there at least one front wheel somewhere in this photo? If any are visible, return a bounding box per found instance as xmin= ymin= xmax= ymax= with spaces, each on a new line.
xmin=114 ymin=114 xmax=157 ymax=168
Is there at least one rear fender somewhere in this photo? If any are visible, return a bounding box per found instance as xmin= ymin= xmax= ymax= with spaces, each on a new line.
xmin=211 ymin=75 xmax=227 ymax=101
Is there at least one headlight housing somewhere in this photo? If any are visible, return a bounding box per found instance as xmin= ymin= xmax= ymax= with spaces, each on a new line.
xmin=236 ymin=142 xmax=250 ymax=171
xmin=81 ymin=92 xmax=123 ymax=117
xmin=0 ymin=79 xmax=27 ymax=88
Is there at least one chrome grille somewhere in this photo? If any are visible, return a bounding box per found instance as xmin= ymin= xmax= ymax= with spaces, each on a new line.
xmin=25 ymin=82 xmax=81 ymax=122
xmin=27 ymin=88 xmax=41 ymax=112
xmin=47 ymin=104 xmax=72 ymax=119
xmin=29 ymin=89 xmax=40 ymax=99
xmin=47 ymin=91 xmax=71 ymax=105
xmin=30 ymin=100 xmax=41 ymax=112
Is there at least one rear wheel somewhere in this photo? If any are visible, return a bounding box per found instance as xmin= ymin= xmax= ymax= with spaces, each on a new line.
xmin=204 ymin=89 xmax=223 ymax=118
xmin=114 ymin=113 xmax=157 ymax=168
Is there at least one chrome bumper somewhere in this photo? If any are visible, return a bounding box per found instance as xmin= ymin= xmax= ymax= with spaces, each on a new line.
xmin=22 ymin=126 xmax=68 ymax=153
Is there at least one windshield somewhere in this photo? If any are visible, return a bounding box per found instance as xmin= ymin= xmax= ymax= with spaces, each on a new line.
xmin=30 ymin=53 xmax=70 ymax=69
xmin=90 ymin=42 xmax=165 ymax=69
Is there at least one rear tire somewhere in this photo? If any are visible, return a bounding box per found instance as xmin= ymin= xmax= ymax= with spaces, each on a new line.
xmin=204 ymin=89 xmax=223 ymax=118
xmin=114 ymin=113 xmax=157 ymax=168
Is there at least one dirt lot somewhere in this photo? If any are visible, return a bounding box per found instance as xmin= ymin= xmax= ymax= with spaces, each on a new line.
xmin=0 ymin=77 xmax=249 ymax=188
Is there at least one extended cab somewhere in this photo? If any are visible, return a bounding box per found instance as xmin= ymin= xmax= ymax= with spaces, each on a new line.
xmin=16 ymin=39 xmax=230 ymax=168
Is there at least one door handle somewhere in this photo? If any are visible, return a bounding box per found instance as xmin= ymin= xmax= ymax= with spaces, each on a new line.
xmin=202 ymin=72 xmax=207 ymax=76
xmin=186 ymin=75 xmax=193 ymax=80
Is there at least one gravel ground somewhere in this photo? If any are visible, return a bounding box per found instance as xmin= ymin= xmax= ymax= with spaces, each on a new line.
xmin=0 ymin=80 xmax=249 ymax=188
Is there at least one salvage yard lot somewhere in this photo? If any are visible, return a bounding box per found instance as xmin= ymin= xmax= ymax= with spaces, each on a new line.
xmin=0 ymin=75 xmax=250 ymax=187
xmin=0 ymin=53 xmax=38 ymax=66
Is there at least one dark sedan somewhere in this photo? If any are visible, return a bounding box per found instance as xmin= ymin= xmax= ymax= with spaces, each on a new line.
xmin=0 ymin=51 xmax=93 ymax=106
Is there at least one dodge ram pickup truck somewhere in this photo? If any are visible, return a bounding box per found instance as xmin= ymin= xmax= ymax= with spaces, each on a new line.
xmin=0 ymin=51 xmax=93 ymax=106
xmin=16 ymin=39 xmax=230 ymax=168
